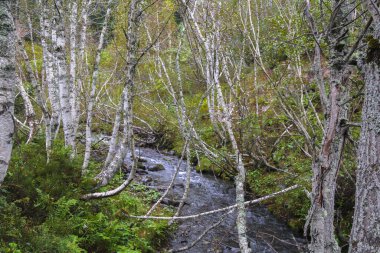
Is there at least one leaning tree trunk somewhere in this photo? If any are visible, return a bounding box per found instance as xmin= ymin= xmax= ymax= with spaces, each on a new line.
xmin=349 ymin=3 xmax=380 ymax=252
xmin=306 ymin=1 xmax=352 ymax=252
xmin=82 ymin=0 xmax=113 ymax=173
xmin=92 ymin=0 xmax=142 ymax=188
xmin=0 ymin=0 xmax=16 ymax=185
xmin=17 ymin=34 xmax=52 ymax=157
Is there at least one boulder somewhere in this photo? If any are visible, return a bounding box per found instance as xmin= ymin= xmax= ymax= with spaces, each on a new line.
xmin=136 ymin=169 xmax=148 ymax=175
xmin=137 ymin=162 xmax=147 ymax=170
xmin=141 ymin=176 xmax=153 ymax=184
xmin=147 ymin=164 xmax=165 ymax=171
xmin=137 ymin=157 xmax=147 ymax=163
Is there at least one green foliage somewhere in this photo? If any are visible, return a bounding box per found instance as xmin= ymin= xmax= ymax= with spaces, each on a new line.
xmin=246 ymin=170 xmax=309 ymax=233
xmin=1 ymin=137 xmax=171 ymax=253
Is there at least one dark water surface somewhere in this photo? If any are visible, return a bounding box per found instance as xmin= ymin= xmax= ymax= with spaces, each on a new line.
xmin=125 ymin=147 xmax=306 ymax=253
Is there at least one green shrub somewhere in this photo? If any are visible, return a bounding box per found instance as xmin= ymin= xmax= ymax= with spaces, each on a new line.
xmin=1 ymin=137 xmax=172 ymax=253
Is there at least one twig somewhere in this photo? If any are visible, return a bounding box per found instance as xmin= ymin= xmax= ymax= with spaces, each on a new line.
xmin=126 ymin=185 xmax=299 ymax=220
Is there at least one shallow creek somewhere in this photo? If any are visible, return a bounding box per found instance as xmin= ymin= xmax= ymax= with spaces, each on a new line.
xmin=125 ymin=147 xmax=306 ymax=253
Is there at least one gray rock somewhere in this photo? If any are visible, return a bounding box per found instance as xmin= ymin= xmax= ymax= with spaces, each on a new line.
xmin=136 ymin=169 xmax=148 ymax=175
xmin=137 ymin=157 xmax=147 ymax=163
xmin=162 ymin=198 xmax=181 ymax=207
xmin=137 ymin=162 xmax=147 ymax=170
xmin=142 ymin=176 xmax=153 ymax=184
xmin=147 ymin=164 xmax=165 ymax=171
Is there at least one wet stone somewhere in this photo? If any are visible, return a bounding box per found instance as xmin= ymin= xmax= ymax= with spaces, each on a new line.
xmin=137 ymin=157 xmax=147 ymax=163
xmin=147 ymin=164 xmax=165 ymax=171
xmin=136 ymin=169 xmax=148 ymax=175
xmin=137 ymin=162 xmax=147 ymax=170
xmin=141 ymin=176 xmax=153 ymax=184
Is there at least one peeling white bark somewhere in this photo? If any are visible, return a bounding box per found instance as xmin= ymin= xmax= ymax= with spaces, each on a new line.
xmin=53 ymin=0 xmax=75 ymax=151
xmin=82 ymin=0 xmax=113 ymax=173
xmin=87 ymin=0 xmax=142 ymax=191
xmin=0 ymin=0 xmax=16 ymax=185
xmin=69 ymin=1 xmax=79 ymax=144
xmin=40 ymin=2 xmax=60 ymax=139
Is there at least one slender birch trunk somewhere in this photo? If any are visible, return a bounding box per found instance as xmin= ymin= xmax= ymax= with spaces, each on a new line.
xmin=40 ymin=2 xmax=60 ymax=139
xmin=214 ymin=42 xmax=251 ymax=253
xmin=173 ymin=32 xmax=192 ymax=217
xmin=69 ymin=1 xmax=79 ymax=144
xmin=16 ymin=77 xmax=37 ymax=143
xmin=53 ymin=0 xmax=75 ymax=151
xmin=77 ymin=0 xmax=91 ymax=94
xmin=180 ymin=2 xmax=250 ymax=250
xmin=82 ymin=0 xmax=113 ymax=173
xmin=349 ymin=2 xmax=380 ymax=252
xmin=16 ymin=34 xmax=52 ymax=155
xmin=104 ymin=96 xmax=124 ymax=168
xmin=0 ymin=0 xmax=16 ymax=184
xmin=92 ymin=0 xmax=142 ymax=188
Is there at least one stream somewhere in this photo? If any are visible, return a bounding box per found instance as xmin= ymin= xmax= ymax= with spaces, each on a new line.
xmin=124 ymin=147 xmax=306 ymax=253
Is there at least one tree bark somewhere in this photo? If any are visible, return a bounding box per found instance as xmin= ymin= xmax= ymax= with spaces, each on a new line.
xmin=53 ymin=0 xmax=75 ymax=151
xmin=92 ymin=0 xmax=142 ymax=188
xmin=82 ymin=0 xmax=113 ymax=173
xmin=0 ymin=0 xmax=16 ymax=185
xmin=16 ymin=32 xmax=52 ymax=156
xmin=40 ymin=2 xmax=61 ymax=139
xmin=69 ymin=1 xmax=79 ymax=144
xmin=349 ymin=2 xmax=380 ymax=252
xmin=307 ymin=1 xmax=351 ymax=252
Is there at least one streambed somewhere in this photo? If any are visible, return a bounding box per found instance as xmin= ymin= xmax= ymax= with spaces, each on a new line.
xmin=125 ymin=147 xmax=306 ymax=253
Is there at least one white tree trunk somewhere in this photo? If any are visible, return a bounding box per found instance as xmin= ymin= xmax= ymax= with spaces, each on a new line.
xmin=104 ymin=96 xmax=123 ymax=167
xmin=0 ymin=0 xmax=16 ymax=184
xmin=180 ymin=2 xmax=250 ymax=251
xmin=16 ymin=78 xmax=37 ymax=143
xmin=92 ymin=0 xmax=142 ymax=188
xmin=82 ymin=0 xmax=113 ymax=172
xmin=77 ymin=0 xmax=91 ymax=95
xmin=40 ymin=2 xmax=60 ymax=139
xmin=53 ymin=0 xmax=75 ymax=151
xmin=17 ymin=34 xmax=52 ymax=155
xmin=69 ymin=1 xmax=79 ymax=143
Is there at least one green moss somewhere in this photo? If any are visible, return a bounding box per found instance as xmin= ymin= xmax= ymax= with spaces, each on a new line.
xmin=365 ymin=35 xmax=380 ymax=64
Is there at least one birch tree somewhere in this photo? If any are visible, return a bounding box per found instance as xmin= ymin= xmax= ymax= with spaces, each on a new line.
xmin=16 ymin=31 xmax=52 ymax=156
xmin=52 ymin=0 xmax=75 ymax=151
xmin=40 ymin=1 xmax=61 ymax=139
xmin=0 ymin=0 xmax=16 ymax=184
xmin=69 ymin=1 xmax=79 ymax=141
xmin=84 ymin=0 xmax=143 ymax=195
xmin=180 ymin=1 xmax=251 ymax=251
xmin=82 ymin=0 xmax=113 ymax=173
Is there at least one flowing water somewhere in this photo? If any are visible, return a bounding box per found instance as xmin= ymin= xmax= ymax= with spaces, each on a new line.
xmin=125 ymin=147 xmax=306 ymax=253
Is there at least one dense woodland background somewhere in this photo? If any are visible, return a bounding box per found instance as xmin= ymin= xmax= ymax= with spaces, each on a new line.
xmin=0 ymin=0 xmax=379 ymax=252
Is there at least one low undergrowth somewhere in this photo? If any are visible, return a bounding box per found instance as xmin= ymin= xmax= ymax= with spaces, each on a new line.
xmin=0 ymin=137 xmax=172 ymax=253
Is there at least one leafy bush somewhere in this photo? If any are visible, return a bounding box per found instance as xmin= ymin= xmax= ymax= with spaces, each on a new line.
xmin=1 ymin=137 xmax=171 ymax=253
